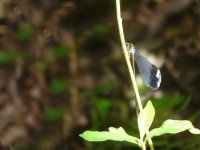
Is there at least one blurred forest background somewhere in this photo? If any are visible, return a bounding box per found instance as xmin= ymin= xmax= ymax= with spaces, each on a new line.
xmin=0 ymin=0 xmax=200 ymax=150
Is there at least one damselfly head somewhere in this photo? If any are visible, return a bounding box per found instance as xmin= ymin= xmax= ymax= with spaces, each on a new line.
xmin=126 ymin=43 xmax=136 ymax=54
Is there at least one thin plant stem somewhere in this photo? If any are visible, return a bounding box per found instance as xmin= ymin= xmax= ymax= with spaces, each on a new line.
xmin=115 ymin=0 xmax=154 ymax=150
xmin=142 ymin=143 xmax=146 ymax=150
xmin=116 ymin=0 xmax=142 ymax=111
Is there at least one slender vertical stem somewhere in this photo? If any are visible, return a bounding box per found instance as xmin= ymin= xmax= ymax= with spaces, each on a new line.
xmin=115 ymin=0 xmax=154 ymax=150
xmin=142 ymin=143 xmax=146 ymax=150
xmin=116 ymin=0 xmax=142 ymax=112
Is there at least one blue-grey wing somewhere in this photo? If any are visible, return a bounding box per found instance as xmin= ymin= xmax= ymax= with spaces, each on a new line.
xmin=134 ymin=52 xmax=161 ymax=90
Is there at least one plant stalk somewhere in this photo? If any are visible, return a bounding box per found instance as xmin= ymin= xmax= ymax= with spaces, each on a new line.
xmin=115 ymin=0 xmax=154 ymax=150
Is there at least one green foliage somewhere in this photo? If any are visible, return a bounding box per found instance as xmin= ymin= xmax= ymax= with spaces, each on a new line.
xmin=90 ymin=96 xmax=113 ymax=130
xmin=91 ymin=24 xmax=109 ymax=37
xmin=145 ymin=120 xmax=200 ymax=142
xmin=0 ymin=51 xmax=19 ymax=64
xmin=95 ymin=81 xmax=116 ymax=94
xmin=43 ymin=107 xmax=66 ymax=121
xmin=88 ymin=81 xmax=116 ymax=129
xmin=166 ymin=134 xmax=200 ymax=149
xmin=138 ymin=101 xmax=155 ymax=140
xmin=80 ymin=100 xmax=200 ymax=149
xmin=49 ymin=79 xmax=71 ymax=94
xmin=15 ymin=25 xmax=33 ymax=40
xmin=80 ymin=127 xmax=140 ymax=145
xmin=35 ymin=61 xmax=52 ymax=70
xmin=151 ymin=93 xmax=191 ymax=118
xmin=13 ymin=143 xmax=37 ymax=150
xmin=52 ymin=46 xmax=71 ymax=58
xmin=93 ymin=97 xmax=112 ymax=119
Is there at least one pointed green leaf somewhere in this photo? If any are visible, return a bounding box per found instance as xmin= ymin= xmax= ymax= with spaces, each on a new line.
xmin=188 ymin=128 xmax=200 ymax=134
xmin=80 ymin=127 xmax=140 ymax=145
xmin=138 ymin=101 xmax=155 ymax=139
xmin=145 ymin=119 xmax=200 ymax=142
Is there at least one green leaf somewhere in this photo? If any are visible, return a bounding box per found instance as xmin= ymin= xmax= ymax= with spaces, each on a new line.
xmin=80 ymin=127 xmax=140 ymax=145
xmin=91 ymin=24 xmax=108 ymax=37
xmin=15 ymin=25 xmax=33 ymax=40
xmin=52 ymin=46 xmax=71 ymax=58
xmin=49 ymin=79 xmax=71 ymax=94
xmin=94 ymin=98 xmax=112 ymax=118
xmin=0 ymin=51 xmax=18 ymax=64
xmin=43 ymin=107 xmax=66 ymax=121
xmin=150 ymin=93 xmax=188 ymax=117
xmin=145 ymin=119 xmax=200 ymax=142
xmin=35 ymin=61 xmax=52 ymax=70
xmin=138 ymin=101 xmax=155 ymax=140
xmin=95 ymin=81 xmax=116 ymax=94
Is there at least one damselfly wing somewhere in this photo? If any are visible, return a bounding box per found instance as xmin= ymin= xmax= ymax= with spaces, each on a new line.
xmin=126 ymin=43 xmax=161 ymax=90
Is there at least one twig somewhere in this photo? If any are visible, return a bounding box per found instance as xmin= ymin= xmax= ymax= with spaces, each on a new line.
xmin=115 ymin=0 xmax=154 ymax=149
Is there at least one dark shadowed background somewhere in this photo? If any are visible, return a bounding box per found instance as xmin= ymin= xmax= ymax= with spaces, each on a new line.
xmin=0 ymin=0 xmax=200 ymax=149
